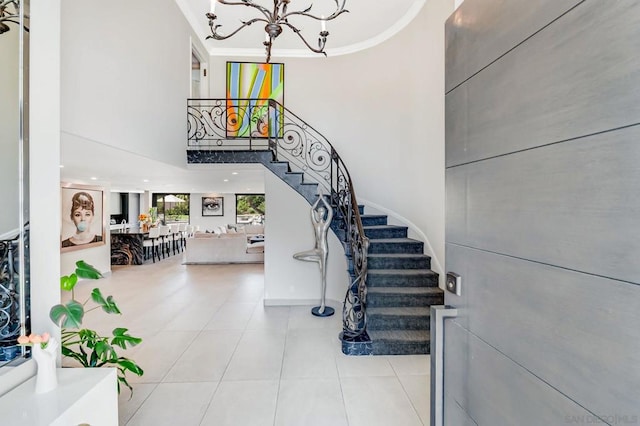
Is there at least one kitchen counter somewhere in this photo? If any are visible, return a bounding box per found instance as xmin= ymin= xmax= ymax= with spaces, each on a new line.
xmin=110 ymin=227 xmax=148 ymax=265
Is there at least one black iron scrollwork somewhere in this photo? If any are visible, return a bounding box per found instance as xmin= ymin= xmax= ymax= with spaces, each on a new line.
xmin=0 ymin=226 xmax=29 ymax=362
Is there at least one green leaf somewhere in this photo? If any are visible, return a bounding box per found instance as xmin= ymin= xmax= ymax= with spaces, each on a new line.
xmin=61 ymin=346 xmax=90 ymax=368
xmin=49 ymin=300 xmax=85 ymax=328
xmin=111 ymin=328 xmax=142 ymax=349
xmin=117 ymin=357 xmax=144 ymax=376
xmin=91 ymin=289 xmax=121 ymax=315
xmin=117 ymin=372 xmax=132 ymax=395
xmin=60 ymin=273 xmax=78 ymax=291
xmin=75 ymin=260 xmax=103 ymax=280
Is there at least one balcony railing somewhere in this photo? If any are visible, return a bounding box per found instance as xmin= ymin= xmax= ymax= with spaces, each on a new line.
xmin=187 ymin=98 xmax=370 ymax=342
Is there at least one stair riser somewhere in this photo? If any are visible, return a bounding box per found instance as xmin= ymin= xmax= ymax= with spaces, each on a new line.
xmin=372 ymin=341 xmax=431 ymax=355
xmin=368 ymin=242 xmax=424 ymax=254
xmin=283 ymin=174 xmax=303 ymax=186
xmin=366 ymin=274 xmax=439 ymax=288
xmin=364 ymin=228 xmax=408 ymax=239
xmin=368 ymin=257 xmax=431 ymax=269
xmin=367 ymin=294 xmax=444 ymax=308
xmin=361 ymin=216 xmax=388 ymax=226
xmin=367 ymin=315 xmax=431 ymax=331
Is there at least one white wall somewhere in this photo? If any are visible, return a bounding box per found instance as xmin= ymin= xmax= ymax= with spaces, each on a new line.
xmin=60 ymin=0 xmax=209 ymax=168
xmin=30 ymin=0 xmax=62 ymax=351
xmin=0 ymin=27 xmax=20 ymax=235
xmin=264 ymin=172 xmax=348 ymax=305
xmin=189 ymin=192 xmax=237 ymax=231
xmin=209 ymin=0 xmax=453 ymax=282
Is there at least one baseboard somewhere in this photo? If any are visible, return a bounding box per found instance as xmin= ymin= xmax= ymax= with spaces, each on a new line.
xmin=264 ymin=298 xmax=341 ymax=307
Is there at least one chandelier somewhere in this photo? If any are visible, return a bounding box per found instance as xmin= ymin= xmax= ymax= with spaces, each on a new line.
xmin=206 ymin=0 xmax=348 ymax=63
xmin=0 ymin=0 xmax=27 ymax=35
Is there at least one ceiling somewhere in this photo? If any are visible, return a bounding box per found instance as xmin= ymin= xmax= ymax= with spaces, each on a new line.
xmin=60 ymin=136 xmax=267 ymax=194
xmin=178 ymin=0 xmax=425 ymax=58
xmin=60 ymin=0 xmax=426 ymax=195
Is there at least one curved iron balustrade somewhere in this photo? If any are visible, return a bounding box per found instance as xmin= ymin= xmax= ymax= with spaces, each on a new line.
xmin=187 ymin=98 xmax=370 ymax=341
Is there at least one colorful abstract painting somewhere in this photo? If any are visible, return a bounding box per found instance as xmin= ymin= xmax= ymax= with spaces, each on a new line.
xmin=226 ymin=62 xmax=284 ymax=138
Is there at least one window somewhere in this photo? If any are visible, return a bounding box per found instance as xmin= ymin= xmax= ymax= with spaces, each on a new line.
xmin=152 ymin=194 xmax=190 ymax=224
xmin=236 ymin=194 xmax=265 ymax=225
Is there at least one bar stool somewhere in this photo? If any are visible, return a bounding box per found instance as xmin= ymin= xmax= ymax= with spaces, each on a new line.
xmin=178 ymin=223 xmax=188 ymax=251
xmin=169 ymin=223 xmax=180 ymax=255
xmin=143 ymin=227 xmax=161 ymax=263
xmin=158 ymin=225 xmax=171 ymax=258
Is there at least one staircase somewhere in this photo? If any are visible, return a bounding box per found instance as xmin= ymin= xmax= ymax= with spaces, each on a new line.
xmin=187 ymin=98 xmax=444 ymax=356
xmin=361 ymin=215 xmax=442 ymax=355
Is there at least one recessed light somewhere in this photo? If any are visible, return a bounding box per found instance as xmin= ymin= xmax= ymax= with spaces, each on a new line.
xmin=90 ymin=177 xmax=97 ymax=180
xmin=224 ymin=179 xmax=229 ymax=182
xmin=59 ymin=165 xmax=64 ymax=168
xmin=143 ymin=179 xmax=149 ymax=183
xmin=232 ymin=172 xmax=238 ymax=175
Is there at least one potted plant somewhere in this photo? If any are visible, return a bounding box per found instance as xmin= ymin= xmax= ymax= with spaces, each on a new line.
xmin=49 ymin=260 xmax=143 ymax=393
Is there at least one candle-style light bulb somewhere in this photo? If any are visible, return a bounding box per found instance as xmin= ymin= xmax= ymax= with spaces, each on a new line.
xmin=210 ymin=0 xmax=217 ymax=13
xmin=265 ymin=32 xmax=270 ymax=43
xmin=321 ymin=15 xmax=327 ymax=32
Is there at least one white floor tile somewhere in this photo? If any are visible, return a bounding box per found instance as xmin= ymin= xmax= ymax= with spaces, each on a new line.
xmin=335 ymin=353 xmax=395 ymax=377
xmin=398 ymin=375 xmax=430 ymax=426
xmin=274 ymin=378 xmax=348 ymax=426
xmin=222 ymin=329 xmax=286 ymax=380
xmin=287 ymin=305 xmax=343 ymax=330
xmin=388 ymin=355 xmax=431 ymax=376
xmin=162 ymin=304 xmax=222 ymax=331
xmin=246 ymin=305 xmax=291 ymax=330
xmin=163 ymin=330 xmax=242 ymax=382
xmin=128 ymin=331 xmax=199 ymax=383
xmin=203 ymin=302 xmax=258 ymax=330
xmin=126 ymin=382 xmax=218 ymax=426
xmin=341 ymin=376 xmax=423 ymax=426
xmin=282 ymin=329 xmax=338 ymax=379
xmin=200 ymin=379 xmax=279 ymax=426
xmin=118 ymin=383 xmax=156 ymax=425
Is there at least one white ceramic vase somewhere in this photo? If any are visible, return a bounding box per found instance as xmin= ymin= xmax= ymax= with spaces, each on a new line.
xmin=32 ymin=338 xmax=58 ymax=394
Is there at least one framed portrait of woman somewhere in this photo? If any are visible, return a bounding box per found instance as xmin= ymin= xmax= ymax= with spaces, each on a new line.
xmin=60 ymin=183 xmax=106 ymax=252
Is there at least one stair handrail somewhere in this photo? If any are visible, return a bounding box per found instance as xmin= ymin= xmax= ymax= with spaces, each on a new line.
xmin=187 ymin=98 xmax=370 ymax=340
xmin=265 ymin=98 xmax=370 ymax=341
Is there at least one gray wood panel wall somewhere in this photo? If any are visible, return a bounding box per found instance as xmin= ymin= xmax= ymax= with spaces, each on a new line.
xmin=444 ymin=0 xmax=640 ymax=424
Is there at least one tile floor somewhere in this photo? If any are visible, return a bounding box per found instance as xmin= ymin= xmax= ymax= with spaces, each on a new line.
xmin=71 ymin=254 xmax=430 ymax=425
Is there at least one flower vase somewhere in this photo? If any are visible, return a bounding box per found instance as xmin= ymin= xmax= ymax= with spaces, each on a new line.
xmin=32 ymin=339 xmax=58 ymax=394
xmin=142 ymin=223 xmax=149 ymax=233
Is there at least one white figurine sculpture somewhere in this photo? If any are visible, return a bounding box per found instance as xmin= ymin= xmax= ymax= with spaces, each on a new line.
xmin=294 ymin=193 xmax=334 ymax=317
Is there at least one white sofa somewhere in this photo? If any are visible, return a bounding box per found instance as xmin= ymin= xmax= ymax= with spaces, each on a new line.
xmin=184 ymin=232 xmax=264 ymax=264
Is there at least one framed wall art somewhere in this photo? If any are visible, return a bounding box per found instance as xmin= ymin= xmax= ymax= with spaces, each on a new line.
xmin=60 ymin=183 xmax=106 ymax=252
xmin=226 ymin=61 xmax=284 ymax=138
xmin=202 ymin=196 xmax=224 ymax=217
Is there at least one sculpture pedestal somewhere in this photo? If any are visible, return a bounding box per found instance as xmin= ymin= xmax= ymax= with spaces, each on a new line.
xmin=311 ymin=306 xmax=335 ymax=317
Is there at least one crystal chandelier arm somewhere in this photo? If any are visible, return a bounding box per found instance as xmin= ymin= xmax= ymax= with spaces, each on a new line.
xmin=206 ymin=16 xmax=269 ymax=40
xmin=281 ymin=22 xmax=327 ymax=55
xmin=216 ymin=0 xmax=273 ymax=22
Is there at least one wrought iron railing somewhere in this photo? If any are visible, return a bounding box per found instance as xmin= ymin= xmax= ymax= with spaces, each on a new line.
xmin=187 ymin=98 xmax=370 ymax=341
xmin=0 ymin=225 xmax=29 ymax=363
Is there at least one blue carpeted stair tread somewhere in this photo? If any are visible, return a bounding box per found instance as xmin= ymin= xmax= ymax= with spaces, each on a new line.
xmin=368 ymin=253 xmax=431 ymax=259
xmin=367 ymin=269 xmax=438 ymax=277
xmin=368 ymin=287 xmax=443 ymax=296
xmin=368 ymin=238 xmax=422 ymax=244
xmin=368 ymin=330 xmax=430 ymax=342
xmin=368 ymin=307 xmax=430 ymax=316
